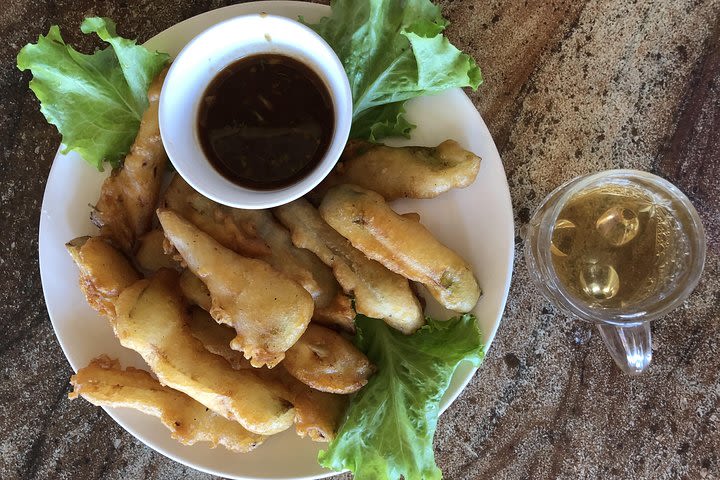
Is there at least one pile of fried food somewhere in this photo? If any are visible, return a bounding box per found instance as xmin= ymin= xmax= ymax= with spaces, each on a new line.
xmin=67 ymin=69 xmax=483 ymax=452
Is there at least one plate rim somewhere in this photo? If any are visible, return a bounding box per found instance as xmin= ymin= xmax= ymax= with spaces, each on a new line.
xmin=37 ymin=2 xmax=515 ymax=479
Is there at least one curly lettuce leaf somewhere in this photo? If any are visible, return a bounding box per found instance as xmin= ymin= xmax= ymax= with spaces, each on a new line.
xmin=308 ymin=0 xmax=482 ymax=141
xmin=17 ymin=17 xmax=169 ymax=170
xmin=350 ymin=102 xmax=415 ymax=141
xmin=319 ymin=314 xmax=484 ymax=480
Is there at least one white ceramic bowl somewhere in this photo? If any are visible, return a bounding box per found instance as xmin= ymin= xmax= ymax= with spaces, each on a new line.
xmin=159 ymin=14 xmax=352 ymax=209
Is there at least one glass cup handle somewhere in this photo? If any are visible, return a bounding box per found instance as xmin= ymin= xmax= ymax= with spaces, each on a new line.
xmin=596 ymin=322 xmax=652 ymax=375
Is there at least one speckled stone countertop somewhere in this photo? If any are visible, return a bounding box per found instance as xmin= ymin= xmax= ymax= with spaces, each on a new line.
xmin=2 ymin=0 xmax=719 ymax=479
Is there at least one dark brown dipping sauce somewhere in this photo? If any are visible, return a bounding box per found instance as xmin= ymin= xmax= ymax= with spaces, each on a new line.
xmin=197 ymin=54 xmax=334 ymax=190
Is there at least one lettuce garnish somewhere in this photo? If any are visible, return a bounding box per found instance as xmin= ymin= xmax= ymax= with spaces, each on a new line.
xmin=319 ymin=314 xmax=484 ymax=480
xmin=308 ymin=0 xmax=483 ymax=141
xmin=17 ymin=17 xmax=169 ymax=169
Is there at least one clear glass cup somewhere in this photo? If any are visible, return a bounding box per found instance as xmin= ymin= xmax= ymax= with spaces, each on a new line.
xmin=524 ymin=170 xmax=706 ymax=375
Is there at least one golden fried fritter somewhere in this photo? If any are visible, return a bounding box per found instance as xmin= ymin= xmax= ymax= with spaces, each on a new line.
xmin=66 ymin=236 xmax=140 ymax=319
xmin=283 ymin=374 xmax=348 ymax=442
xmin=163 ymin=175 xmax=269 ymax=257
xmin=228 ymin=208 xmax=355 ymax=333
xmin=320 ymin=184 xmax=481 ymax=312
xmin=311 ymin=140 xmax=481 ymax=201
xmin=311 ymin=293 xmax=355 ymax=333
xmin=70 ymin=356 xmax=265 ymax=452
xmin=186 ymin=307 xmax=251 ymax=370
xmin=186 ymin=308 xmax=348 ymax=442
xmin=91 ymin=69 xmax=169 ymax=253
xmin=179 ymin=269 xmax=212 ymax=312
xmin=113 ymin=270 xmax=295 ymax=435
xmin=134 ymin=228 xmax=180 ymax=273
xmin=274 ymin=199 xmax=424 ymax=334
xmin=283 ymin=324 xmax=373 ymax=394
xmin=164 ymin=176 xmax=354 ymax=332
xmin=157 ymin=208 xmax=313 ymax=367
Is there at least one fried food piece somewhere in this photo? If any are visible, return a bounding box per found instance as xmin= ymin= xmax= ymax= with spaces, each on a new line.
xmin=70 ymin=356 xmax=265 ymax=452
xmin=230 ymin=208 xmax=355 ymax=332
xmin=91 ymin=69 xmax=170 ymax=253
xmin=274 ymin=199 xmax=424 ymax=334
xmin=283 ymin=324 xmax=373 ymax=394
xmin=114 ymin=270 xmax=295 ymax=435
xmin=164 ymin=176 xmax=354 ymax=332
xmin=312 ymin=140 xmax=481 ymax=201
xmin=163 ymin=175 xmax=269 ymax=257
xmin=186 ymin=308 xmax=347 ymax=442
xmin=179 ymin=269 xmax=212 ymax=312
xmin=157 ymin=209 xmax=313 ymax=367
xmin=66 ymin=236 xmax=140 ymax=319
xmin=135 ymin=229 xmax=180 ymax=273
xmin=320 ymin=184 xmax=481 ymax=312
xmin=279 ymin=372 xmax=348 ymax=442
xmin=402 ymin=212 xmax=421 ymax=222
xmin=187 ymin=307 xmax=251 ymax=370
xmin=312 ymin=293 xmax=355 ymax=333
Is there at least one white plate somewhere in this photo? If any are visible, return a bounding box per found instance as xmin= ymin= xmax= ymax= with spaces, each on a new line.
xmin=38 ymin=2 xmax=514 ymax=479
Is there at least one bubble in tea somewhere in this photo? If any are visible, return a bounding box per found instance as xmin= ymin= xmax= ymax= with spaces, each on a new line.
xmin=596 ymin=206 xmax=640 ymax=247
xmin=579 ymin=261 xmax=620 ymax=300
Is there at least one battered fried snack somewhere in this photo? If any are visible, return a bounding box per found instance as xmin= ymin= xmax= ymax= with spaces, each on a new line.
xmin=186 ymin=307 xmax=347 ymax=442
xmin=157 ymin=208 xmax=313 ymax=367
xmin=162 ymin=175 xmax=269 ymax=258
xmin=179 ymin=269 xmax=212 ymax=312
xmin=91 ymin=69 xmax=169 ymax=253
xmin=186 ymin=307 xmax=250 ymax=370
xmin=282 ymin=374 xmax=348 ymax=442
xmin=229 ymin=208 xmax=355 ymax=332
xmin=135 ymin=229 xmax=180 ymax=273
xmin=312 ymin=140 xmax=481 ymax=201
xmin=311 ymin=293 xmax=356 ymax=333
xmin=66 ymin=236 xmax=140 ymax=319
xmin=114 ymin=270 xmax=295 ymax=435
xmin=164 ymin=177 xmax=354 ymax=332
xmin=320 ymin=184 xmax=481 ymax=312
xmin=274 ymin=199 xmax=424 ymax=334
xmin=70 ymin=356 xmax=265 ymax=453
xmin=283 ymin=324 xmax=374 ymax=394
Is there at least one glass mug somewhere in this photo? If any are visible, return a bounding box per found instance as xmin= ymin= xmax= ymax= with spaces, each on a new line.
xmin=524 ymin=170 xmax=706 ymax=375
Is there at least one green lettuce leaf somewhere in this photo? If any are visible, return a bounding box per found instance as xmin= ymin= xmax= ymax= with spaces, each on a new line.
xmin=17 ymin=17 xmax=169 ymax=169
xmin=308 ymin=0 xmax=482 ymax=141
xmin=350 ymin=102 xmax=415 ymax=142
xmin=319 ymin=314 xmax=484 ymax=480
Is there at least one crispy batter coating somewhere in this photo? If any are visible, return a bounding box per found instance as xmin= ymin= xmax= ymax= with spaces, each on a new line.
xmin=66 ymin=236 xmax=140 ymax=319
xmin=164 ymin=177 xmax=354 ymax=332
xmin=283 ymin=324 xmax=374 ymax=394
xmin=186 ymin=307 xmax=251 ymax=370
xmin=228 ymin=208 xmax=355 ymax=333
xmin=91 ymin=69 xmax=169 ymax=253
xmin=312 ymin=140 xmax=481 ymax=201
xmin=157 ymin=208 xmax=313 ymax=367
xmin=179 ymin=269 xmax=212 ymax=312
xmin=185 ymin=308 xmax=348 ymax=442
xmin=70 ymin=356 xmax=265 ymax=452
xmin=163 ymin=175 xmax=269 ymax=257
xmin=320 ymin=184 xmax=481 ymax=312
xmin=311 ymin=293 xmax=355 ymax=333
xmin=280 ymin=371 xmax=348 ymax=442
xmin=274 ymin=199 xmax=424 ymax=334
xmin=113 ymin=270 xmax=295 ymax=435
xmin=134 ymin=229 xmax=180 ymax=273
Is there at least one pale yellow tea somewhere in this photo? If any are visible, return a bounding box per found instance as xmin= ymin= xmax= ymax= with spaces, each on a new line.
xmin=550 ymin=184 xmax=684 ymax=309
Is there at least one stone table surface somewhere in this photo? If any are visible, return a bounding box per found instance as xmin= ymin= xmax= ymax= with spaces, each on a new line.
xmin=1 ymin=0 xmax=719 ymax=479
